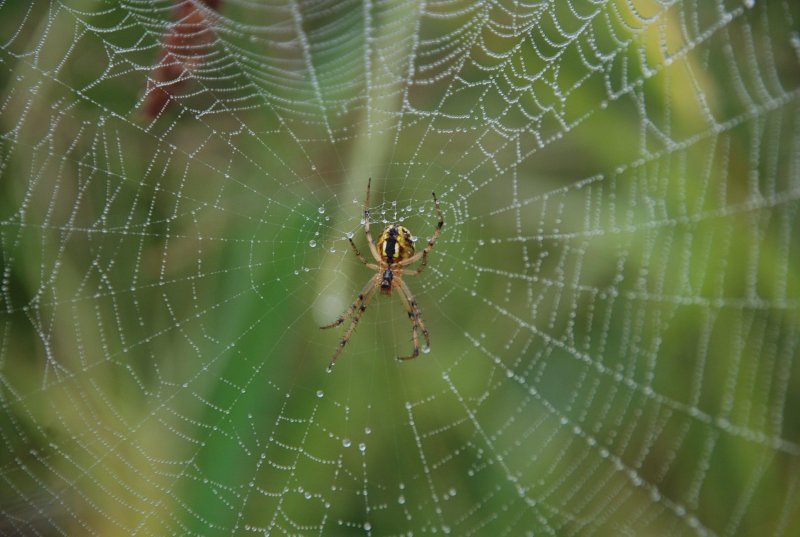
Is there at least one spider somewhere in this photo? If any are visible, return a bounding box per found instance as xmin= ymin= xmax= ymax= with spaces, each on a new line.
xmin=321 ymin=178 xmax=443 ymax=371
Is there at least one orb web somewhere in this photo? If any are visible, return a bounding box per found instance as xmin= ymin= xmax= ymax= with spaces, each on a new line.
xmin=1 ymin=1 xmax=799 ymax=536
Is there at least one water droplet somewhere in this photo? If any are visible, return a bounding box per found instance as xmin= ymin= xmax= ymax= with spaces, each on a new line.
xmin=342 ymin=438 xmax=351 ymax=447
xmin=309 ymin=240 xmax=317 ymax=247
xmin=364 ymin=427 xmax=372 ymax=435
xmin=316 ymin=390 xmax=324 ymax=398
xmin=358 ymin=442 xmax=366 ymax=452
xmin=422 ymin=346 xmax=431 ymax=354
xmin=318 ymin=206 xmax=325 ymax=214
xmin=791 ymin=32 xmax=800 ymax=52
xmin=345 ymin=231 xmax=354 ymax=239
xmin=398 ymin=495 xmax=406 ymax=504
xmin=363 ymin=522 xmax=372 ymax=531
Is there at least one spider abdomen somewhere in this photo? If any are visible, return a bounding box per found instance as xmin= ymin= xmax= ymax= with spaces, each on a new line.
xmin=377 ymin=224 xmax=415 ymax=265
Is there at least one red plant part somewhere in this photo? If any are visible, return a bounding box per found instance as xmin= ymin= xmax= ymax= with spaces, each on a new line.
xmin=141 ymin=0 xmax=222 ymax=118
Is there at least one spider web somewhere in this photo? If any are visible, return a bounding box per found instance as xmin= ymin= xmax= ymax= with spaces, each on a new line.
xmin=1 ymin=0 xmax=799 ymax=535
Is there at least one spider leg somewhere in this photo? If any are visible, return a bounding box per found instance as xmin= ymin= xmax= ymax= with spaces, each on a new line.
xmin=400 ymin=278 xmax=431 ymax=350
xmin=395 ymin=277 xmax=430 ymax=361
xmin=348 ymin=237 xmax=379 ymax=270
xmin=397 ymin=191 xmax=443 ymax=268
xmin=402 ymin=249 xmax=429 ymax=276
xmin=363 ymin=177 xmax=382 ymax=263
xmin=326 ymin=283 xmax=380 ymax=371
xmin=321 ymin=275 xmax=379 ymax=329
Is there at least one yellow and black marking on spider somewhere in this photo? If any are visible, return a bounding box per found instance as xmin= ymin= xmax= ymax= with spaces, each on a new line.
xmin=321 ymin=178 xmax=444 ymax=371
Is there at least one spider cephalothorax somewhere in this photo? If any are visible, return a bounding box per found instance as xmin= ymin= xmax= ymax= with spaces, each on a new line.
xmin=321 ymin=179 xmax=443 ymax=371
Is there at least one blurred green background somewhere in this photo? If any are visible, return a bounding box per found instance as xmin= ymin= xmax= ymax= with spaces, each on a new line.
xmin=1 ymin=0 xmax=799 ymax=535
